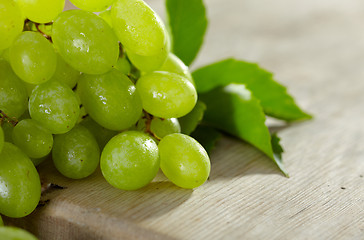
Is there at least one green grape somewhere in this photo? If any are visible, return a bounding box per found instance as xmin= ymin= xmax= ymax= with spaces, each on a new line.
xmin=99 ymin=10 xmax=112 ymax=28
xmin=80 ymin=116 xmax=118 ymax=149
xmin=53 ymin=125 xmax=100 ymax=179
xmin=0 ymin=60 xmax=27 ymax=118
xmin=12 ymin=119 xmax=53 ymax=159
xmin=15 ymin=0 xmax=64 ymax=23
xmin=136 ymin=71 xmax=197 ymax=118
xmin=136 ymin=117 xmax=180 ymax=140
xmin=30 ymin=154 xmax=49 ymax=166
xmin=0 ymin=126 xmax=3 ymax=153
xmin=0 ymin=48 xmax=10 ymax=62
xmin=101 ymin=131 xmax=159 ymax=190
xmin=52 ymin=10 xmax=119 ymax=75
xmin=78 ymin=69 xmax=142 ymax=131
xmin=0 ymin=143 xmax=41 ymax=218
xmin=29 ymin=81 xmax=80 ymax=134
xmin=126 ymin=45 xmax=168 ymax=73
xmin=70 ymin=0 xmax=114 ymax=12
xmin=1 ymin=122 xmax=14 ymax=143
xmin=23 ymin=82 xmax=37 ymax=96
xmin=113 ymin=55 xmax=131 ymax=75
xmin=111 ymin=0 xmax=168 ymax=56
xmin=9 ymin=31 xmax=57 ymax=84
xmin=50 ymin=54 xmax=80 ymax=89
xmin=0 ymin=226 xmax=38 ymax=240
xmin=0 ymin=0 xmax=23 ymax=50
xmin=159 ymin=53 xmax=194 ymax=83
xmin=159 ymin=133 xmax=210 ymax=189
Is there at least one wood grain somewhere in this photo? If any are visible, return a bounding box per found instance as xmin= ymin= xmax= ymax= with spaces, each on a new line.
xmin=5 ymin=0 xmax=364 ymax=239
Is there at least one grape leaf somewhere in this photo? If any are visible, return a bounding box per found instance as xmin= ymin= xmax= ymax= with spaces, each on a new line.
xmin=191 ymin=125 xmax=222 ymax=154
xmin=192 ymin=58 xmax=312 ymax=122
xmin=179 ymin=100 xmax=206 ymax=135
xmin=166 ymin=0 xmax=208 ymax=66
xmin=199 ymin=83 xmax=288 ymax=176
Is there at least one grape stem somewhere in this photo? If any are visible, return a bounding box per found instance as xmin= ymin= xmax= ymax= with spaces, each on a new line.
xmin=0 ymin=110 xmax=18 ymax=126
xmin=34 ymin=22 xmax=53 ymax=43
xmin=142 ymin=110 xmax=161 ymax=141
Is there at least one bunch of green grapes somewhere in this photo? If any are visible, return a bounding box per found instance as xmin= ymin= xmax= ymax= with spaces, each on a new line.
xmin=0 ymin=0 xmax=211 ymax=233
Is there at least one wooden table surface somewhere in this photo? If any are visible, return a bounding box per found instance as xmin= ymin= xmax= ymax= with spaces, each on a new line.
xmin=6 ymin=0 xmax=364 ymax=239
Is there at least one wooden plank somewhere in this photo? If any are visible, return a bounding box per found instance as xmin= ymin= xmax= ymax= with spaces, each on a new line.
xmin=5 ymin=0 xmax=364 ymax=239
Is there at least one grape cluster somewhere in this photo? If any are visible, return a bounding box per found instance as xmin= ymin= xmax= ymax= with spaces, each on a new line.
xmin=0 ymin=0 xmax=211 ymax=221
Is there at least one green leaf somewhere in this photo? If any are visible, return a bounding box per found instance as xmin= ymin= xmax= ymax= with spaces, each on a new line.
xmin=166 ymin=0 xmax=208 ymax=66
xmin=199 ymin=83 xmax=288 ymax=176
xmin=270 ymin=133 xmax=288 ymax=177
xmin=191 ymin=125 xmax=222 ymax=154
xmin=192 ymin=58 xmax=312 ymax=122
xmin=179 ymin=100 xmax=206 ymax=135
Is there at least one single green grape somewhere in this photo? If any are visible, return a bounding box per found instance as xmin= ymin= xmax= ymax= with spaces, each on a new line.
xmin=136 ymin=71 xmax=197 ymax=118
xmin=0 ymin=60 xmax=27 ymax=118
xmin=70 ymin=0 xmax=115 ymax=12
xmin=31 ymin=154 xmax=49 ymax=167
xmin=80 ymin=116 xmax=118 ymax=150
xmin=136 ymin=117 xmax=181 ymax=140
xmin=52 ymin=10 xmax=119 ymax=75
xmin=101 ymin=131 xmax=159 ymax=190
xmin=52 ymin=125 xmax=100 ymax=179
xmin=78 ymin=69 xmax=142 ymax=131
xmin=1 ymin=122 xmax=14 ymax=143
xmin=15 ymin=0 xmax=64 ymax=23
xmin=0 ymin=226 xmax=38 ymax=240
xmin=159 ymin=133 xmax=210 ymax=189
xmin=12 ymin=119 xmax=53 ymax=159
xmin=0 ymin=126 xmax=4 ymax=152
xmin=113 ymin=55 xmax=131 ymax=75
xmin=29 ymin=81 xmax=80 ymax=134
xmin=126 ymin=45 xmax=168 ymax=73
xmin=99 ymin=10 xmax=112 ymax=28
xmin=0 ymin=143 xmax=41 ymax=218
xmin=111 ymin=0 xmax=168 ymax=56
xmin=9 ymin=31 xmax=57 ymax=84
xmin=0 ymin=0 xmax=23 ymax=50
xmin=50 ymin=54 xmax=80 ymax=89
xmin=159 ymin=53 xmax=194 ymax=84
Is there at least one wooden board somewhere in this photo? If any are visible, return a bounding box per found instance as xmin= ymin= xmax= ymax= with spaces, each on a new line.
xmin=4 ymin=0 xmax=364 ymax=239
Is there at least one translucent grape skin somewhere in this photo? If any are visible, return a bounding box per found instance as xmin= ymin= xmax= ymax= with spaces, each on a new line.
xmin=52 ymin=10 xmax=119 ymax=75
xmin=159 ymin=133 xmax=211 ymax=189
xmin=113 ymin=55 xmax=131 ymax=75
xmin=0 ymin=126 xmax=4 ymax=153
xmin=29 ymin=81 xmax=80 ymax=134
xmin=12 ymin=119 xmax=53 ymax=159
xmin=126 ymin=45 xmax=168 ymax=73
xmin=136 ymin=71 xmax=197 ymax=118
xmin=50 ymin=54 xmax=80 ymax=89
xmin=52 ymin=125 xmax=100 ymax=179
xmin=0 ymin=143 xmax=41 ymax=218
xmin=0 ymin=60 xmax=28 ymax=118
xmin=111 ymin=0 xmax=168 ymax=56
xmin=15 ymin=0 xmax=64 ymax=23
xmin=0 ymin=226 xmax=38 ymax=240
xmin=101 ymin=131 xmax=160 ymax=190
xmin=70 ymin=0 xmax=115 ymax=12
xmin=0 ymin=0 xmax=23 ymax=50
xmin=159 ymin=53 xmax=194 ymax=84
xmin=99 ymin=10 xmax=112 ymax=28
xmin=136 ymin=117 xmax=181 ymax=140
xmin=78 ymin=69 xmax=142 ymax=131
xmin=80 ymin=116 xmax=118 ymax=149
xmin=9 ymin=31 xmax=57 ymax=84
